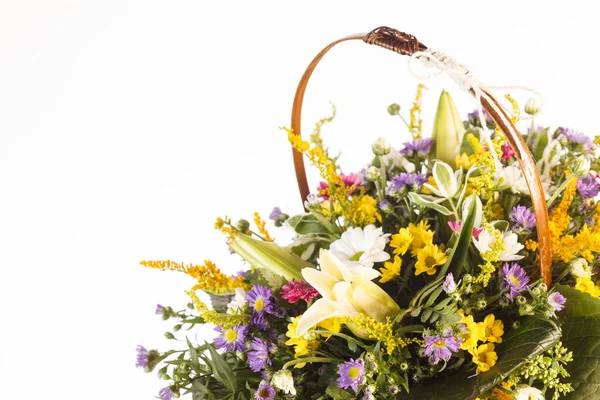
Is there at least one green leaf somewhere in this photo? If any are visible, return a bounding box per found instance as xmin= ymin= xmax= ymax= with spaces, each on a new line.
xmin=532 ymin=127 xmax=550 ymax=161
xmin=408 ymin=192 xmax=453 ymax=215
xmin=444 ymin=194 xmax=477 ymax=277
xmin=404 ymin=316 xmax=561 ymax=400
xmin=186 ymin=337 xmax=200 ymax=373
xmin=287 ymin=213 xmax=333 ymax=235
xmin=207 ymin=344 xmax=237 ymax=392
xmin=557 ymin=284 xmax=600 ymax=318
xmin=325 ymin=385 xmax=355 ymax=400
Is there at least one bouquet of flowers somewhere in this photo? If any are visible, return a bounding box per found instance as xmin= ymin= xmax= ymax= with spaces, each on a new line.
xmin=136 ymin=27 xmax=600 ymax=400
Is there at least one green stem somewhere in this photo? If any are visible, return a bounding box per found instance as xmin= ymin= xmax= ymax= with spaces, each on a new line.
xmin=379 ymin=155 xmax=387 ymax=201
xmin=282 ymin=357 xmax=338 ymax=370
xmin=546 ymin=175 xmax=575 ymax=207
xmin=526 ymin=119 xmax=536 ymax=148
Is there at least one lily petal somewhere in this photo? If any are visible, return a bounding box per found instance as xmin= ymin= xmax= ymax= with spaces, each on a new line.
xmin=296 ymin=298 xmax=345 ymax=336
xmin=301 ymin=268 xmax=337 ymax=301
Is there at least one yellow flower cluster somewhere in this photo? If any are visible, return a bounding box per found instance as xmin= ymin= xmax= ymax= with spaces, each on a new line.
xmin=459 ymin=310 xmax=504 ymax=374
xmin=185 ymin=290 xmax=249 ymax=329
xmin=140 ymin=259 xmax=249 ymax=295
xmin=215 ymin=216 xmax=238 ymax=240
xmin=409 ymin=83 xmax=425 ymax=139
xmin=549 ymin=177 xmax=600 ymax=263
xmin=380 ymin=256 xmax=402 ymax=283
xmin=253 ymin=212 xmax=274 ymax=242
xmin=340 ymin=314 xmax=416 ymax=356
xmin=474 ymin=225 xmax=505 ymax=287
xmin=285 ymin=316 xmax=341 ymax=368
xmin=575 ymin=277 xmax=600 ymax=298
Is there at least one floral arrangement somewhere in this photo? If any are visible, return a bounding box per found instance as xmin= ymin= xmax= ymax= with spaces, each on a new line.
xmin=137 ymin=85 xmax=600 ymax=400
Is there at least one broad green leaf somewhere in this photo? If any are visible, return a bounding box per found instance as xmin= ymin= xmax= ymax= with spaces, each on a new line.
xmin=557 ymin=284 xmax=600 ymax=318
xmin=560 ymin=316 xmax=600 ymax=399
xmin=439 ymin=194 xmax=477 ymax=278
xmin=408 ymin=192 xmax=453 ymax=215
xmin=287 ymin=213 xmax=332 ymax=235
xmin=404 ymin=317 xmax=561 ymax=400
xmin=186 ymin=337 xmax=200 ymax=373
xmin=325 ymin=385 xmax=355 ymax=400
xmin=532 ymin=127 xmax=550 ymax=161
xmin=432 ymin=161 xmax=457 ymax=198
xmin=207 ymin=344 xmax=237 ymax=392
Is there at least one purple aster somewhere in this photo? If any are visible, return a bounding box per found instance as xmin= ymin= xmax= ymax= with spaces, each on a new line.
xmin=254 ymin=381 xmax=276 ymax=400
xmin=135 ymin=345 xmax=149 ymax=369
xmin=577 ymin=175 xmax=600 ymax=199
xmin=158 ymin=387 xmax=174 ymax=400
xmin=246 ymin=285 xmax=274 ymax=315
xmin=387 ymin=173 xmax=428 ymax=197
xmin=468 ymin=108 xmax=494 ymax=128
xmin=268 ymin=207 xmax=282 ymax=221
xmin=423 ymin=329 xmax=461 ymax=365
xmin=250 ymin=311 xmax=269 ymax=330
xmin=501 ymin=263 xmax=530 ymax=302
xmin=442 ymin=273 xmax=459 ymax=294
xmin=155 ymin=304 xmax=165 ymax=315
xmin=214 ymin=324 xmax=248 ymax=352
xmin=400 ymin=138 xmax=434 ymax=157
xmin=336 ymin=358 xmax=366 ymax=393
xmin=560 ymin=127 xmax=593 ymax=152
xmin=248 ymin=338 xmax=274 ymax=372
xmin=509 ymin=205 xmax=537 ymax=233
xmin=548 ymin=292 xmax=566 ymax=312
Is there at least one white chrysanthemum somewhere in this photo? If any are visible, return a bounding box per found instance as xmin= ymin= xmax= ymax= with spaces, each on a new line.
xmin=271 ymin=370 xmax=296 ymax=395
xmin=570 ymin=258 xmax=592 ymax=278
xmin=473 ymin=229 xmax=524 ymax=261
xmin=496 ymin=163 xmax=552 ymax=196
xmin=514 ymin=386 xmax=544 ymax=400
xmin=329 ymin=225 xmax=390 ymax=269
xmin=226 ymin=288 xmax=247 ymax=314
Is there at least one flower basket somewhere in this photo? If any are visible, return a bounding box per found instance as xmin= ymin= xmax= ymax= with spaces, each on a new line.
xmin=138 ymin=27 xmax=600 ymax=400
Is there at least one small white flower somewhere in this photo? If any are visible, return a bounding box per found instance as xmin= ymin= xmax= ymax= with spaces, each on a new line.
xmin=496 ymin=164 xmax=529 ymax=194
xmin=383 ymin=147 xmax=415 ymax=172
xmin=524 ymin=97 xmax=542 ymax=116
xmin=514 ymin=386 xmax=544 ymax=400
xmin=226 ymin=288 xmax=247 ymax=314
xmin=570 ymin=258 xmax=592 ymax=278
xmin=271 ymin=369 xmax=296 ymax=395
xmin=329 ymin=225 xmax=390 ymax=269
xmin=473 ymin=229 xmax=524 ymax=261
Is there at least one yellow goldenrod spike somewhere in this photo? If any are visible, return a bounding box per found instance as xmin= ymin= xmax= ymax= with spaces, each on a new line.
xmin=409 ymin=84 xmax=426 ymax=139
xmin=253 ymin=212 xmax=274 ymax=242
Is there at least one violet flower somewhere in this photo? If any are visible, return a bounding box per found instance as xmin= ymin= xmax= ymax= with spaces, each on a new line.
xmin=501 ymin=263 xmax=530 ymax=302
xmin=548 ymin=292 xmax=566 ymax=312
xmin=560 ymin=127 xmax=593 ymax=152
xmin=509 ymin=205 xmax=537 ymax=233
xmin=423 ymin=329 xmax=461 ymax=365
xmin=400 ymin=138 xmax=434 ymax=157
xmin=135 ymin=345 xmax=149 ymax=369
xmin=248 ymin=338 xmax=274 ymax=372
xmin=214 ymin=324 xmax=248 ymax=352
xmin=577 ymin=175 xmax=600 ymax=199
xmin=387 ymin=173 xmax=428 ymax=197
xmin=254 ymin=381 xmax=276 ymax=400
xmin=158 ymin=387 xmax=174 ymax=400
xmin=336 ymin=359 xmax=366 ymax=393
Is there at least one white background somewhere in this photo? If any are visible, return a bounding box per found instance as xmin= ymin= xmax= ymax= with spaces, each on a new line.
xmin=1 ymin=1 xmax=598 ymax=399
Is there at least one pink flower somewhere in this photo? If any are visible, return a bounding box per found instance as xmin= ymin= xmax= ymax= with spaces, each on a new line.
xmin=448 ymin=220 xmax=463 ymax=232
xmin=501 ymin=143 xmax=515 ymax=162
xmin=280 ymin=280 xmax=320 ymax=304
xmin=472 ymin=227 xmax=484 ymax=239
xmin=317 ymin=173 xmax=363 ymax=200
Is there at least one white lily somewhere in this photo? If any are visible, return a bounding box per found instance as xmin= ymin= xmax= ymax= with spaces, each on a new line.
xmin=296 ymin=249 xmax=401 ymax=338
xmin=423 ymin=161 xmax=462 ymax=199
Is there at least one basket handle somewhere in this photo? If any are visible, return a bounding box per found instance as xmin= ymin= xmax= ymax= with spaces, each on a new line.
xmin=289 ymin=26 xmax=551 ymax=285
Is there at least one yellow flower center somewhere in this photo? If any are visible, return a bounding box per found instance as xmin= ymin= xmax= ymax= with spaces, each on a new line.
xmin=255 ymin=298 xmax=265 ymax=312
xmin=350 ymin=251 xmax=365 ymax=262
xmin=434 ymin=338 xmax=446 ymax=349
xmin=348 ymin=367 xmax=361 ymax=380
xmin=258 ymin=388 xmax=270 ymax=398
xmin=426 ymin=256 xmax=437 ymax=268
xmin=509 ymin=275 xmax=520 ymax=287
xmin=225 ymin=329 xmax=238 ymax=342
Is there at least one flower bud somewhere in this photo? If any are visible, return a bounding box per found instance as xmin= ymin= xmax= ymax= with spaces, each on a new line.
xmin=524 ymin=97 xmax=542 ymax=116
xmin=571 ymin=155 xmax=591 ymax=179
xmin=389 ymin=385 xmax=399 ymax=394
xmin=172 ymin=324 xmax=182 ymax=332
xmin=431 ymin=91 xmax=465 ymax=165
xmin=516 ymin=295 xmax=527 ymax=305
xmin=463 ymin=274 xmax=473 ymax=285
xmin=235 ymin=219 xmax=250 ymax=233
xmin=372 ymin=137 xmax=391 ymax=156
xmin=476 ymin=299 xmax=487 ymax=310
xmin=400 ymin=362 xmax=409 ymax=371
xmin=531 ymin=287 xmax=542 ymax=297
xmin=538 ymin=283 xmax=548 ymax=292
xmin=570 ymin=257 xmax=592 ymax=278
xmin=519 ymin=304 xmax=534 ymax=315
xmin=512 ymin=320 xmax=521 ymax=329
xmin=365 ymin=166 xmax=380 ymax=182
xmin=164 ymin=331 xmax=175 ymax=340
xmin=499 ymin=297 xmax=510 ymax=308
xmin=387 ymin=103 xmax=401 ymax=116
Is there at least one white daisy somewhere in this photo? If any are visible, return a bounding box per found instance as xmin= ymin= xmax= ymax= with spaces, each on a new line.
xmin=226 ymin=288 xmax=247 ymax=314
xmin=329 ymin=225 xmax=390 ymax=269
xmin=514 ymin=386 xmax=544 ymax=400
xmin=473 ymin=228 xmax=524 ymax=261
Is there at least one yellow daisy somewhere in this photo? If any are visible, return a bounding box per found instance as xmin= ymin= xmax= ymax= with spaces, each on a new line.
xmin=380 ymin=256 xmax=402 ymax=283
xmin=472 ymin=343 xmax=498 ymax=374
xmin=415 ymin=243 xmax=447 ymax=276
xmin=409 ymin=221 xmax=434 ymax=255
xmin=390 ymin=228 xmax=413 ymax=256
xmin=459 ymin=311 xmax=484 ymax=353
xmin=478 ymin=314 xmax=504 ymax=343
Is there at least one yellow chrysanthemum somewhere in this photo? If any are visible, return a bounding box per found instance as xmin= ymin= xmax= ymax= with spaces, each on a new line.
xmin=455 ymin=153 xmax=476 ymax=170
xmin=478 ymin=314 xmax=504 ymax=344
xmin=420 ymin=175 xmax=437 ymax=195
xmin=285 ymin=316 xmax=318 ymax=359
xmin=380 ymin=256 xmax=402 ymax=283
xmin=390 ymin=228 xmax=413 ymax=256
xmin=472 ymin=343 xmax=498 ymax=374
xmin=409 ymin=221 xmax=434 ymax=254
xmin=415 ymin=243 xmax=447 ymax=276
xmin=575 ymin=277 xmax=600 ymax=298
xmin=459 ymin=311 xmax=484 ymax=353
xmin=318 ymin=317 xmax=342 ymax=339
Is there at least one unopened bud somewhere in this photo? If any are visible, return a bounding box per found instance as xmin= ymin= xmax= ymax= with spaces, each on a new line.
xmin=387 ymin=103 xmax=401 ymax=116
xmin=372 ymin=137 xmax=391 ymax=156
xmin=476 ymin=299 xmax=487 ymax=310
xmin=512 ymin=320 xmax=521 ymax=329
xmin=516 ymin=295 xmax=527 ymax=305
xmin=524 ymin=97 xmax=542 ymax=116
xmin=571 ymin=155 xmax=591 ymax=179
xmin=164 ymin=331 xmax=175 ymax=340
xmin=538 ymin=283 xmax=548 ymax=292
xmin=365 ymin=166 xmax=380 ymax=182
xmin=570 ymin=257 xmax=591 ymax=278
xmin=235 ymin=219 xmax=250 ymax=233
xmin=463 ymin=274 xmax=473 ymax=285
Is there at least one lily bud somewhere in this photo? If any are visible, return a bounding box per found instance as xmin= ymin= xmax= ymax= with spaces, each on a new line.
xmin=432 ymin=91 xmax=465 ymax=165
